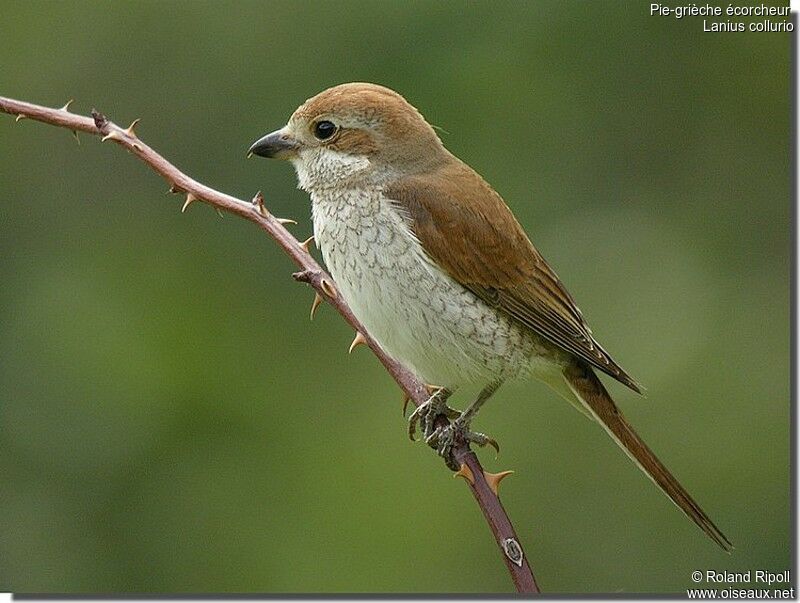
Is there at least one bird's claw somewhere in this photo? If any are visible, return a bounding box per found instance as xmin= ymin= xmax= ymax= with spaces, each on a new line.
xmin=407 ymin=387 xmax=500 ymax=470
xmin=471 ymin=432 xmax=500 ymax=455
xmin=407 ymin=387 xmax=457 ymax=442
xmin=425 ymin=421 xmax=500 ymax=471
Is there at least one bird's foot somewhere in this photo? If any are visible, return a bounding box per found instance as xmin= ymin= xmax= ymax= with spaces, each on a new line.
xmin=408 ymin=387 xmax=458 ymax=443
xmin=425 ymin=417 xmax=499 ymax=471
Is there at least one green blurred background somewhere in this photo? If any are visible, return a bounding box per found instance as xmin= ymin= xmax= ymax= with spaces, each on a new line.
xmin=0 ymin=0 xmax=790 ymax=594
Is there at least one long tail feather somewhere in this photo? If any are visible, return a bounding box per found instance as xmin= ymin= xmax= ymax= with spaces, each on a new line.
xmin=562 ymin=362 xmax=732 ymax=552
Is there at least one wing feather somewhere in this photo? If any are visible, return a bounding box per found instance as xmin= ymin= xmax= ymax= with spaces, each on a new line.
xmin=385 ymin=159 xmax=642 ymax=393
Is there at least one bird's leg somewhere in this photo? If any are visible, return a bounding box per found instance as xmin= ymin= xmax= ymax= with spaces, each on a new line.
xmin=408 ymin=387 xmax=458 ymax=443
xmin=426 ymin=379 xmax=504 ymax=469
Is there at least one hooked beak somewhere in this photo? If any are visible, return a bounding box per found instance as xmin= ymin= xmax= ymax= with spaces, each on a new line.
xmin=247 ymin=128 xmax=300 ymax=159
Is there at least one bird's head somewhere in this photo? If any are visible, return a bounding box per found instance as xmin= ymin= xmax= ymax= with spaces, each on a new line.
xmin=248 ymin=83 xmax=447 ymax=192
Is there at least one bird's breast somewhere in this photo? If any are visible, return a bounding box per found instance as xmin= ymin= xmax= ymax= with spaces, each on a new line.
xmin=310 ymin=188 xmax=540 ymax=386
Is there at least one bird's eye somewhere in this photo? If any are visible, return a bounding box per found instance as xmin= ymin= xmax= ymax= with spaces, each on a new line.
xmin=313 ymin=120 xmax=337 ymax=140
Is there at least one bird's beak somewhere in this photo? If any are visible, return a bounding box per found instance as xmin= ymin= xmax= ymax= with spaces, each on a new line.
xmin=247 ymin=128 xmax=300 ymax=159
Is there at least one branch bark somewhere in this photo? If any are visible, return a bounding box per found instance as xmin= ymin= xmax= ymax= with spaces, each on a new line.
xmin=0 ymin=95 xmax=540 ymax=594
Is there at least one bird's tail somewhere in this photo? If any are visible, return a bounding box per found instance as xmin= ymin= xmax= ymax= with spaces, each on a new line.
xmin=562 ymin=361 xmax=733 ymax=552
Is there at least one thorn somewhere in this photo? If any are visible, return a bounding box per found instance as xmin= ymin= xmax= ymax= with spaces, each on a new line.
xmin=181 ymin=193 xmax=197 ymax=213
xmin=60 ymin=99 xmax=74 ymax=112
xmin=124 ymin=118 xmax=140 ymax=138
xmin=71 ymin=130 xmax=80 ymax=145
xmin=15 ymin=114 xmax=25 ymax=122
xmin=483 ymin=470 xmax=514 ymax=496
xmin=215 ymin=208 xmax=225 ymax=219
xmin=299 ymin=236 xmax=314 ymax=253
xmin=348 ymin=331 xmax=367 ymax=354
xmin=277 ymin=217 xmax=297 ymax=225
xmin=320 ymin=278 xmax=337 ymax=298
xmin=453 ymin=463 xmax=475 ymax=486
xmin=246 ymin=151 xmax=254 ymax=159
xmin=100 ymin=130 xmax=123 ymax=143
xmin=402 ymin=395 xmax=412 ymax=417
xmin=251 ymin=190 xmax=268 ymax=217
xmin=310 ymin=292 xmax=323 ymax=320
xmin=168 ymin=184 xmax=182 ymax=195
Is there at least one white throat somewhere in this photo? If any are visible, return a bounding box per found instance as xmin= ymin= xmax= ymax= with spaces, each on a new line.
xmin=291 ymin=148 xmax=372 ymax=194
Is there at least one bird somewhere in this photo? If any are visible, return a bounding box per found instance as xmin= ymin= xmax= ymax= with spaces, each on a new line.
xmin=248 ymin=82 xmax=731 ymax=551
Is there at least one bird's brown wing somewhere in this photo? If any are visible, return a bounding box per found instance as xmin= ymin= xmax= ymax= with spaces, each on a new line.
xmin=385 ymin=159 xmax=642 ymax=393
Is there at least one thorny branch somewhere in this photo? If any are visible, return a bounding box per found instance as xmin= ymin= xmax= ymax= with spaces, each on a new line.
xmin=0 ymin=95 xmax=540 ymax=594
